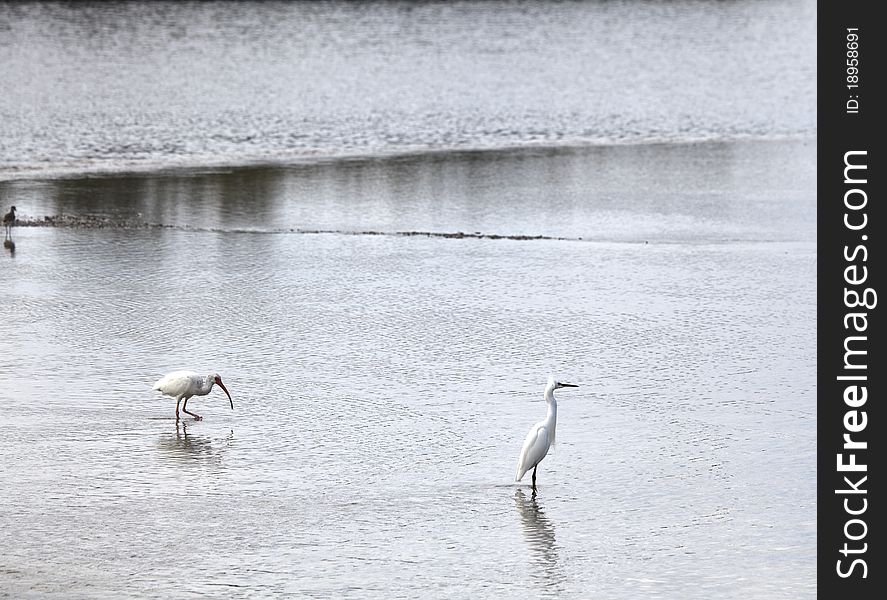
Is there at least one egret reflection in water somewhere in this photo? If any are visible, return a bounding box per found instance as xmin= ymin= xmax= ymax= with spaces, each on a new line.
xmin=514 ymin=488 xmax=567 ymax=595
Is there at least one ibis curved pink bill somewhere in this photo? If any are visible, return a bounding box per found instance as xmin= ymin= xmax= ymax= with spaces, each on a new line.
xmin=153 ymin=371 xmax=233 ymax=421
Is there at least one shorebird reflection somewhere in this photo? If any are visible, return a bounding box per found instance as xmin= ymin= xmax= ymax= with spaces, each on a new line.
xmin=157 ymin=420 xmax=231 ymax=464
xmin=514 ymin=488 xmax=566 ymax=594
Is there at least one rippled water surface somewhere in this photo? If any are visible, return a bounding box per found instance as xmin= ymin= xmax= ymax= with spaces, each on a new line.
xmin=1 ymin=139 xmax=815 ymax=598
xmin=2 ymin=0 xmax=816 ymax=597
xmin=0 ymin=0 xmax=815 ymax=178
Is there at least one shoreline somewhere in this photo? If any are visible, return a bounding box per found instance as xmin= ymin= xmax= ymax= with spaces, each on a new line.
xmin=10 ymin=215 xmax=578 ymax=241
xmin=2 ymin=137 xmax=816 ymax=245
xmin=9 ymin=216 xmax=813 ymax=247
xmin=0 ymin=134 xmax=814 ymax=185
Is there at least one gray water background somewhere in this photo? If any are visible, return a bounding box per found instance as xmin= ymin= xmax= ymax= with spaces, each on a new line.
xmin=1 ymin=1 xmax=816 ymax=598
xmin=1 ymin=0 xmax=815 ymax=178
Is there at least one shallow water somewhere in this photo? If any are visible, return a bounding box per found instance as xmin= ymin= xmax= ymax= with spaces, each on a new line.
xmin=2 ymin=0 xmax=816 ymax=596
xmin=1 ymin=140 xmax=816 ymax=598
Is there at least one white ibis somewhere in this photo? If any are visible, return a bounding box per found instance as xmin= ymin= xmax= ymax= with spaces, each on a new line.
xmin=153 ymin=371 xmax=233 ymax=421
xmin=3 ymin=206 xmax=15 ymax=239
xmin=515 ymin=377 xmax=579 ymax=490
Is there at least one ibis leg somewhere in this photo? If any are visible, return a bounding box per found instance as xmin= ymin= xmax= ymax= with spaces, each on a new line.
xmin=181 ymin=397 xmax=202 ymax=421
xmin=175 ymin=398 xmax=181 ymax=421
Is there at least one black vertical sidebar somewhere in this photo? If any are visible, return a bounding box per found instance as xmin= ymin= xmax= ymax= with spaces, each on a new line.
xmin=818 ymin=1 xmax=883 ymax=597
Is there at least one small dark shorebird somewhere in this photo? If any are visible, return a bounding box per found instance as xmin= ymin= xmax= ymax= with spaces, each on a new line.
xmin=3 ymin=206 xmax=16 ymax=239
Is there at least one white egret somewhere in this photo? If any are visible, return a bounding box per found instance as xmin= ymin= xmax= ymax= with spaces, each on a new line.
xmin=515 ymin=377 xmax=578 ymax=490
xmin=153 ymin=371 xmax=233 ymax=421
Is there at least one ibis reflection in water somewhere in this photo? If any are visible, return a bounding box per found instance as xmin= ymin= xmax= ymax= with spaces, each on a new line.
xmin=156 ymin=420 xmax=234 ymax=465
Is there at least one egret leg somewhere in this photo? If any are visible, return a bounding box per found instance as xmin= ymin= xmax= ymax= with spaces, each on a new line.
xmin=532 ymin=466 xmax=537 ymax=491
xmin=181 ymin=397 xmax=202 ymax=421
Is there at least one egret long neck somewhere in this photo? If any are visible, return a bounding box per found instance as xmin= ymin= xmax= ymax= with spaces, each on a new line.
xmin=545 ymin=387 xmax=558 ymax=443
